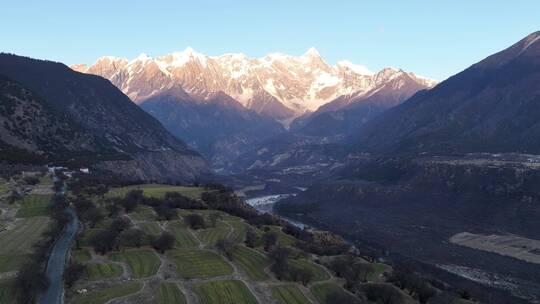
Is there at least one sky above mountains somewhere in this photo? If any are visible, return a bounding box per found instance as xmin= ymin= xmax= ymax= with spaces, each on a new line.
xmin=1 ymin=0 xmax=538 ymax=80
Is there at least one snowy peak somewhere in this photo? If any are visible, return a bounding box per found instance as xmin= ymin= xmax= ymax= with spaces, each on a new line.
xmin=72 ymin=50 xmax=437 ymax=119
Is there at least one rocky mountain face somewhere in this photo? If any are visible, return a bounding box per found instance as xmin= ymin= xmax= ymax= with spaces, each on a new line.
xmin=354 ymin=31 xmax=540 ymax=154
xmin=140 ymin=87 xmax=284 ymax=167
xmin=72 ymin=48 xmax=435 ymax=121
xmin=0 ymin=54 xmax=211 ymax=182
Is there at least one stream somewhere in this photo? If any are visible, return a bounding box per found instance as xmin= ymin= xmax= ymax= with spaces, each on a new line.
xmin=38 ymin=191 xmax=80 ymax=304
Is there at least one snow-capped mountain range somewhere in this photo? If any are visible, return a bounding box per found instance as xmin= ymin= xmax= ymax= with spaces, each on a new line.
xmin=72 ymin=48 xmax=436 ymax=121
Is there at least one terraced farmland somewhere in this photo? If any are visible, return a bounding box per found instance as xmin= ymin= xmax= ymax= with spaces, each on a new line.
xmin=107 ymin=184 xmax=205 ymax=199
xmin=231 ymin=245 xmax=270 ymax=280
xmin=287 ymin=259 xmax=330 ymax=282
xmin=155 ymin=282 xmax=186 ymax=304
xmin=272 ymin=284 xmax=312 ymax=304
xmin=15 ymin=194 xmax=52 ymax=218
xmin=196 ymin=221 xmax=231 ymax=246
xmin=109 ymin=249 xmax=160 ymax=278
xmin=194 ymin=280 xmax=257 ymax=304
xmin=310 ymin=283 xmax=358 ymax=304
xmin=85 ymin=262 xmax=123 ymax=280
xmin=0 ymin=217 xmax=50 ymax=272
xmin=227 ymin=220 xmax=249 ymax=243
xmin=72 ymin=281 xmax=142 ymax=304
xmin=138 ymin=222 xmax=162 ymax=235
xmin=167 ymin=249 xmax=233 ymax=278
xmin=166 ymin=221 xmax=199 ymax=248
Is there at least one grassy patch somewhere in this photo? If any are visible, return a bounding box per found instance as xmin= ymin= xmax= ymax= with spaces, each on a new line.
xmin=85 ymin=262 xmax=123 ymax=280
xmin=167 ymin=249 xmax=233 ymax=279
xmin=196 ymin=221 xmax=231 ymax=246
xmin=107 ymin=184 xmax=205 ymax=200
xmin=72 ymin=249 xmax=92 ymax=263
xmin=231 ymin=245 xmax=270 ymax=281
xmin=194 ymin=280 xmax=257 ymax=304
xmin=15 ymin=194 xmax=52 ymax=218
xmin=166 ymin=221 xmax=198 ymax=248
xmin=0 ymin=279 xmax=14 ymax=303
xmin=138 ymin=222 xmax=162 ymax=235
xmin=78 ymin=228 xmax=105 ymax=247
xmin=110 ymin=249 xmax=160 ymax=278
xmin=129 ymin=205 xmax=156 ymax=221
xmin=155 ymin=282 xmax=186 ymax=304
xmin=367 ymin=262 xmax=392 ymax=282
xmin=267 ymin=226 xmax=297 ymax=247
xmin=227 ymin=221 xmax=248 ymax=243
xmin=310 ymin=283 xmax=358 ymax=304
xmin=272 ymin=285 xmax=311 ymax=304
xmin=0 ymin=217 xmax=50 ymax=272
xmin=287 ymin=259 xmax=330 ymax=282
xmin=0 ymin=255 xmax=29 ymax=273
xmin=73 ymin=281 xmax=142 ymax=304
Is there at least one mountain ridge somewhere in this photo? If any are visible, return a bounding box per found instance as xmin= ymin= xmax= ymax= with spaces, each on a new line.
xmin=72 ymin=49 xmax=436 ymax=121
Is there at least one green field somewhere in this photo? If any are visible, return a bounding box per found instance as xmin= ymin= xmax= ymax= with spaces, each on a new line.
xmin=0 ymin=181 xmax=8 ymax=195
xmin=287 ymin=259 xmax=330 ymax=282
xmin=15 ymin=194 xmax=52 ymax=218
xmin=231 ymin=245 xmax=270 ymax=281
xmin=85 ymin=262 xmax=123 ymax=280
xmin=0 ymin=279 xmax=14 ymax=303
xmin=167 ymin=249 xmax=233 ymax=278
xmin=78 ymin=228 xmax=105 ymax=247
xmin=107 ymin=184 xmax=205 ymax=199
xmin=272 ymin=285 xmax=311 ymax=304
xmin=367 ymin=262 xmax=392 ymax=282
xmin=138 ymin=222 xmax=162 ymax=235
xmin=310 ymin=283 xmax=358 ymax=304
xmin=227 ymin=221 xmax=248 ymax=243
xmin=73 ymin=281 xmax=142 ymax=304
xmin=267 ymin=226 xmax=297 ymax=247
xmin=129 ymin=205 xmax=156 ymax=221
xmin=166 ymin=221 xmax=198 ymax=248
xmin=72 ymin=249 xmax=92 ymax=263
xmin=194 ymin=280 xmax=257 ymax=304
xmin=110 ymin=249 xmax=160 ymax=278
xmin=155 ymin=282 xmax=186 ymax=304
xmin=0 ymin=217 xmax=50 ymax=272
xmin=196 ymin=221 xmax=231 ymax=246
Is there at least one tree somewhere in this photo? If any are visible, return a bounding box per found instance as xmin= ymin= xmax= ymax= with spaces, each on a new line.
xmin=120 ymin=228 xmax=146 ymax=248
xmin=14 ymin=262 xmax=49 ymax=304
xmin=153 ymin=232 xmax=175 ymax=253
xmin=85 ymin=207 xmax=104 ymax=228
xmin=155 ymin=205 xmax=177 ymax=221
xmin=363 ymin=284 xmax=402 ymax=304
xmin=23 ymin=175 xmax=40 ymax=185
xmin=269 ymin=246 xmax=291 ymax=279
xmin=262 ymin=231 xmax=278 ymax=251
xmin=209 ymin=212 xmax=222 ymax=227
xmin=64 ymin=262 xmax=85 ymax=288
xmin=184 ymin=214 xmax=206 ymax=229
xmin=291 ymin=266 xmax=314 ymax=286
xmin=120 ymin=189 xmax=143 ymax=212
xmin=245 ymin=228 xmax=258 ymax=248
xmin=216 ymin=239 xmax=235 ymax=260
xmin=111 ymin=216 xmax=132 ymax=232
xmin=91 ymin=230 xmax=119 ymax=254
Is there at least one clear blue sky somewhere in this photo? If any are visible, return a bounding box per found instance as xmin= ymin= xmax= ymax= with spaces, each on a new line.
xmin=1 ymin=1 xmax=538 ymax=80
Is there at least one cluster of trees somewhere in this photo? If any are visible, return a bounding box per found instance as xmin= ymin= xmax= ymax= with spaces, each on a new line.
xmin=281 ymin=223 xmax=350 ymax=256
xmin=267 ymin=246 xmax=314 ymax=286
xmin=327 ymin=256 xmax=376 ymax=288
xmin=385 ymin=266 xmax=438 ymax=304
